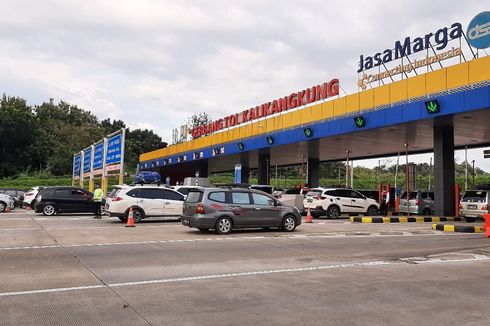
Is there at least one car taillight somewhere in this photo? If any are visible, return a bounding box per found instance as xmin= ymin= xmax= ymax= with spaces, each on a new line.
xmin=482 ymin=205 xmax=488 ymax=211
xmin=314 ymin=196 xmax=326 ymax=200
xmin=113 ymin=197 xmax=123 ymax=202
xmin=25 ymin=192 xmax=33 ymax=196
xmin=415 ymin=198 xmax=420 ymax=205
xmin=196 ymin=203 xmax=205 ymax=214
xmin=459 ymin=204 xmax=463 ymax=209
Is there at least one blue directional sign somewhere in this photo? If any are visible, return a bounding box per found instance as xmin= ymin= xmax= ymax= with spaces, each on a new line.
xmin=73 ymin=154 xmax=81 ymax=177
xmin=93 ymin=143 xmax=104 ymax=170
xmin=106 ymin=134 xmax=122 ymax=165
xmin=83 ymin=148 xmax=92 ymax=173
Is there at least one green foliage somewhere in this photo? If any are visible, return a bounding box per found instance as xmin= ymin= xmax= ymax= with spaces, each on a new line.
xmin=0 ymin=94 xmax=167 ymax=179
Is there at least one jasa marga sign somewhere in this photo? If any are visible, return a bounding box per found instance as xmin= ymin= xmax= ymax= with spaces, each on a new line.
xmin=357 ymin=23 xmax=462 ymax=73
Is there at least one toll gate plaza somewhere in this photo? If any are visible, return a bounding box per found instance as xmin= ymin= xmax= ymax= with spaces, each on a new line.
xmin=140 ymin=54 xmax=490 ymax=217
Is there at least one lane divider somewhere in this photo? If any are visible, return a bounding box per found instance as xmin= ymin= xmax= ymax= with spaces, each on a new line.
xmin=432 ymin=224 xmax=484 ymax=233
xmin=350 ymin=216 xmax=464 ymax=223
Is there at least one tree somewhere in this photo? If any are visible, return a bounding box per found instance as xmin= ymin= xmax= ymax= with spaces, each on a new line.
xmin=125 ymin=129 xmax=167 ymax=173
xmin=186 ymin=112 xmax=211 ymax=139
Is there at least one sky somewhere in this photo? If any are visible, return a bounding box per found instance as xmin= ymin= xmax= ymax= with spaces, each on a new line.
xmin=1 ymin=0 xmax=489 ymax=171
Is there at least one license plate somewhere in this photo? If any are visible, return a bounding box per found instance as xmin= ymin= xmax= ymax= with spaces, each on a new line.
xmin=183 ymin=219 xmax=190 ymax=225
xmin=467 ymin=205 xmax=477 ymax=209
xmin=307 ymin=199 xmax=313 ymax=203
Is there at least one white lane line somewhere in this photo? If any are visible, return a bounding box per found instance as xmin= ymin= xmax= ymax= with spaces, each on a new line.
xmin=0 ymin=261 xmax=389 ymax=297
xmin=0 ymin=245 xmax=60 ymax=250
xmin=0 ymin=285 xmax=105 ymax=297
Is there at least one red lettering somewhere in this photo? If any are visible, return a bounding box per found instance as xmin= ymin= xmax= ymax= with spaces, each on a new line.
xmin=249 ymin=108 xmax=256 ymax=121
xmin=327 ymin=79 xmax=339 ymax=97
xmin=224 ymin=116 xmax=230 ymax=128
xmin=287 ymin=93 xmax=297 ymax=109
xmin=261 ymin=102 xmax=271 ymax=118
xmin=297 ymin=90 xmax=305 ymax=106
xmin=279 ymin=97 xmax=288 ymax=112
xmin=305 ymin=87 xmax=316 ymax=104
xmin=270 ymin=100 xmax=279 ymax=114
xmin=242 ymin=110 xmax=249 ymax=123
xmin=315 ymin=83 xmax=328 ymax=101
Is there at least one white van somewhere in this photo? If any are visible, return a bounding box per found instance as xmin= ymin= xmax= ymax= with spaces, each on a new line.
xmin=459 ymin=190 xmax=489 ymax=222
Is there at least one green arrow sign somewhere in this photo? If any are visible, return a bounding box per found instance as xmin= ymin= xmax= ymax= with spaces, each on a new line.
xmin=304 ymin=128 xmax=313 ymax=137
xmin=425 ymin=100 xmax=440 ymax=114
xmin=354 ymin=116 xmax=366 ymax=128
xmin=266 ymin=136 xmax=274 ymax=145
xmin=237 ymin=143 xmax=245 ymax=150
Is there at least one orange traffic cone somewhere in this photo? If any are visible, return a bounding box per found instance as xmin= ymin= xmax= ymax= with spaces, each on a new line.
xmin=126 ymin=207 xmax=136 ymax=227
xmin=484 ymin=213 xmax=490 ymax=238
xmin=305 ymin=208 xmax=313 ymax=223
xmin=5 ymin=206 xmax=11 ymax=213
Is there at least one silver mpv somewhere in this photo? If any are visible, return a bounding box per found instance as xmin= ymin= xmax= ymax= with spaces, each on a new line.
xmin=181 ymin=187 xmax=302 ymax=234
xmin=399 ymin=190 xmax=435 ymax=215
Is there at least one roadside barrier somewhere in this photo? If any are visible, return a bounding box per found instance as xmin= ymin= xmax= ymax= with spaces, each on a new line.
xmin=305 ymin=208 xmax=313 ymax=223
xmin=126 ymin=207 xmax=136 ymax=227
xmin=432 ymin=223 xmax=483 ymax=233
xmin=350 ymin=216 xmax=464 ymax=223
xmin=484 ymin=213 xmax=490 ymax=238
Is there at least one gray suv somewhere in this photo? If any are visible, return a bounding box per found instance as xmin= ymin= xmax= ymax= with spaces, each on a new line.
xmin=181 ymin=187 xmax=302 ymax=234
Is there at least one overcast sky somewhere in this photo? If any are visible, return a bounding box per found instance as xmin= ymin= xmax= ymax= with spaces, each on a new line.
xmin=1 ymin=0 xmax=489 ymax=171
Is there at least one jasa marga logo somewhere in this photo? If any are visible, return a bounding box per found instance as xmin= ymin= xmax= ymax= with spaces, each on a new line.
xmin=467 ymin=11 xmax=490 ymax=49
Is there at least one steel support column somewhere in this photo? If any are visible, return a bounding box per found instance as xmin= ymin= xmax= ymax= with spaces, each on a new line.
xmin=433 ymin=117 xmax=455 ymax=216
xmin=308 ymin=139 xmax=320 ymax=188
xmin=258 ymin=149 xmax=270 ymax=185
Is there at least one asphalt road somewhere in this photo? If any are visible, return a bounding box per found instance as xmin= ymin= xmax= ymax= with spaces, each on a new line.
xmin=0 ymin=210 xmax=489 ymax=326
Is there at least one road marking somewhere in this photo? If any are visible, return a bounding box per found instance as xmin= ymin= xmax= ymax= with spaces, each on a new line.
xmin=0 ymin=261 xmax=389 ymax=297
xmin=0 ymin=230 xmax=474 ymax=251
xmin=2 ymin=255 xmax=489 ymax=298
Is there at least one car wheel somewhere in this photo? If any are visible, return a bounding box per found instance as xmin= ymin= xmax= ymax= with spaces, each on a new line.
xmin=215 ymin=217 xmax=232 ymax=235
xmin=100 ymin=206 xmax=106 ymax=216
xmin=30 ymin=200 xmax=36 ymax=209
xmin=367 ymin=206 xmax=379 ymax=216
xmin=422 ymin=208 xmax=431 ymax=216
xmin=282 ymin=215 xmax=297 ymax=232
xmin=43 ymin=205 xmax=56 ymax=216
xmin=198 ymin=228 xmax=209 ymax=232
xmin=127 ymin=208 xmax=144 ymax=223
xmin=465 ymin=217 xmax=475 ymax=223
xmin=0 ymin=201 xmax=6 ymax=212
xmin=327 ymin=205 xmax=340 ymax=219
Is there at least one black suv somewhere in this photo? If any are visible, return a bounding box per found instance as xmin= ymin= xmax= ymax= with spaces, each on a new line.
xmin=34 ymin=187 xmax=100 ymax=216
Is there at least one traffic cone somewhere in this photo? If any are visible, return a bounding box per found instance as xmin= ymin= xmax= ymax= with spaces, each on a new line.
xmin=5 ymin=206 xmax=11 ymax=213
xmin=126 ymin=207 xmax=136 ymax=227
xmin=484 ymin=213 xmax=490 ymax=238
xmin=305 ymin=208 xmax=313 ymax=223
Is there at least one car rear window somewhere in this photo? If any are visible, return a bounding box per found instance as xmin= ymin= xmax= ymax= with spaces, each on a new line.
xmin=186 ymin=191 xmax=203 ymax=203
xmin=401 ymin=192 xmax=418 ymax=200
xmin=285 ymin=188 xmax=301 ymax=194
xmin=177 ymin=188 xmax=190 ymax=196
xmin=250 ymin=186 xmax=273 ymax=194
xmin=306 ymin=189 xmax=323 ymax=197
xmin=462 ymin=191 xmax=487 ymax=203
xmin=108 ymin=188 xmax=121 ymax=198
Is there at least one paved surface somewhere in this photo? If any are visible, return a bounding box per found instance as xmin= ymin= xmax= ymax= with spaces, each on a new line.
xmin=0 ymin=210 xmax=489 ymax=325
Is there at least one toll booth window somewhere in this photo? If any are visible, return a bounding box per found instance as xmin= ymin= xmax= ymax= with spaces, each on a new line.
xmin=231 ymin=192 xmax=251 ymax=205
xmin=209 ymin=192 xmax=226 ymax=203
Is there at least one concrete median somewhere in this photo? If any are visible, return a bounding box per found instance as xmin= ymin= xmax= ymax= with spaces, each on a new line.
xmin=432 ymin=224 xmax=484 ymax=233
xmin=350 ymin=216 xmax=464 ymax=223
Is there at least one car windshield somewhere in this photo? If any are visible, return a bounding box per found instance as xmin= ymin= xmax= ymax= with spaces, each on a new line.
xmin=186 ymin=191 xmax=203 ymax=203
xmin=462 ymin=191 xmax=487 ymax=203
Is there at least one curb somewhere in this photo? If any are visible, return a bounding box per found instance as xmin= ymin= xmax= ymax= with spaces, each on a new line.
xmin=350 ymin=216 xmax=464 ymax=223
xmin=432 ymin=224 xmax=484 ymax=233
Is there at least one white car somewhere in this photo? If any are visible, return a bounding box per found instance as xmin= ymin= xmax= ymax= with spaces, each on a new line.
xmin=105 ymin=185 xmax=185 ymax=223
xmin=0 ymin=194 xmax=15 ymax=212
xmin=23 ymin=186 xmax=43 ymax=208
xmin=303 ymin=188 xmax=379 ymax=218
xmin=459 ymin=189 xmax=489 ymax=222
xmin=173 ymin=186 xmax=205 ymax=198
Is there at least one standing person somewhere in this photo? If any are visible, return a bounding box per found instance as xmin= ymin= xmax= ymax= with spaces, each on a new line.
xmin=93 ymin=183 xmax=104 ymax=219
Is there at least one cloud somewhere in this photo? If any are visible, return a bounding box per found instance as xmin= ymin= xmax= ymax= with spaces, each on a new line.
xmin=1 ymin=0 xmax=489 ymax=170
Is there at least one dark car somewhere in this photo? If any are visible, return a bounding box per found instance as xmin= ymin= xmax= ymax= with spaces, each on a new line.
xmin=0 ymin=188 xmax=26 ymax=207
xmin=181 ymin=187 xmax=302 ymax=234
xmin=34 ymin=186 xmax=101 ymax=216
